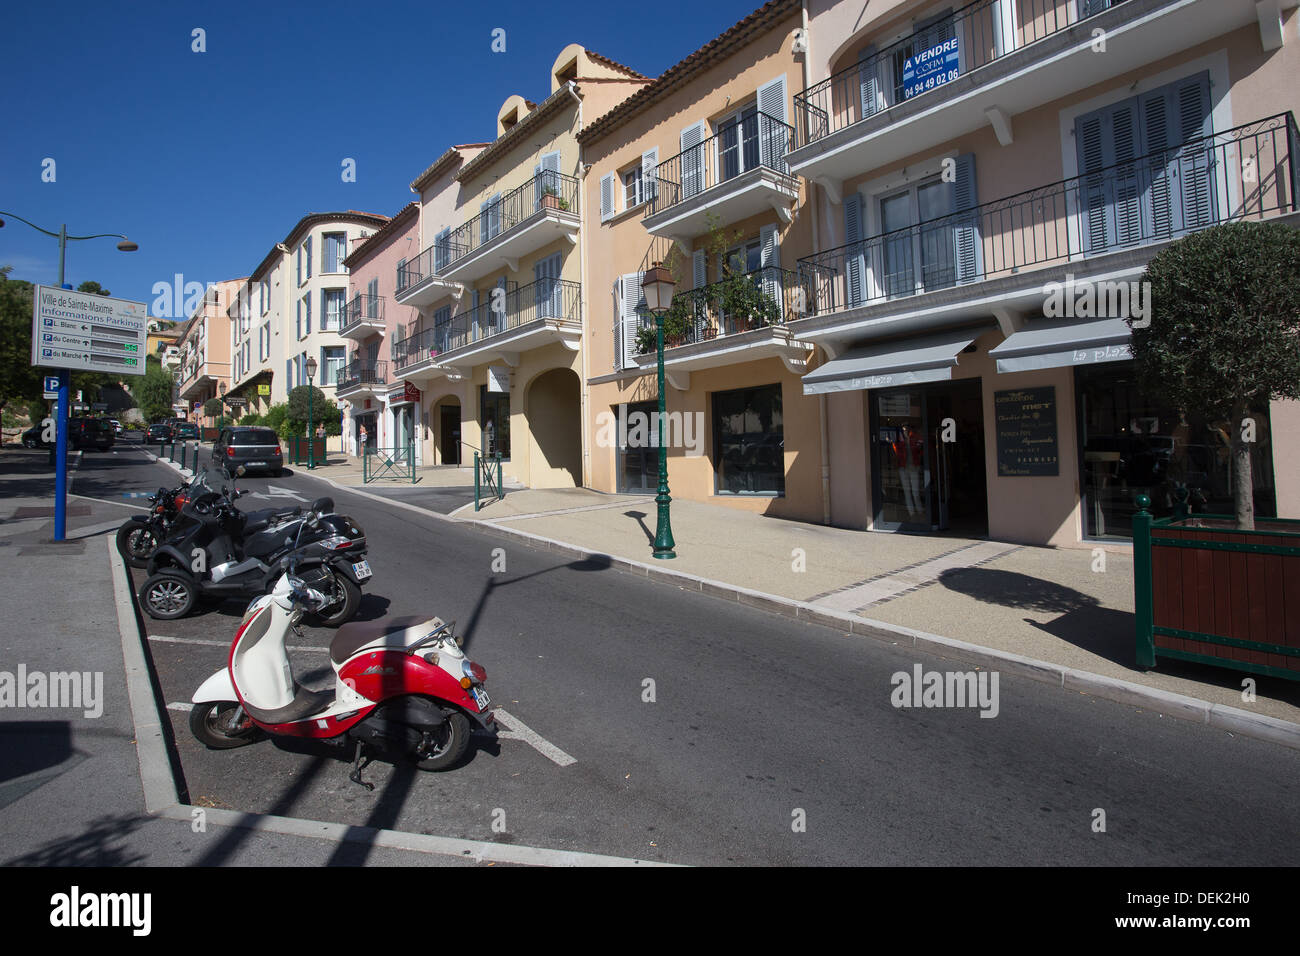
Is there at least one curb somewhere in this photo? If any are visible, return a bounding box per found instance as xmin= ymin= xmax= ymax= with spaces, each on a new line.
xmin=449 ymin=516 xmax=1300 ymax=752
xmin=105 ymin=531 xmax=672 ymax=866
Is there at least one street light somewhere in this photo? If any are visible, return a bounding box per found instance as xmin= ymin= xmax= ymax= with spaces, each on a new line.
xmin=641 ymin=265 xmax=677 ymax=560
xmin=0 ymin=211 xmax=138 ymax=542
xmin=304 ymin=356 xmax=318 ymax=470
xmin=218 ymin=380 xmax=227 ymax=435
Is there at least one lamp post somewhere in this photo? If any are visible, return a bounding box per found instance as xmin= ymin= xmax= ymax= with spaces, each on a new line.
xmin=304 ymin=356 xmax=318 ymax=470
xmin=0 ymin=212 xmax=137 ymax=542
xmin=218 ymin=380 xmax=227 ymax=434
xmin=641 ymin=265 xmax=677 ymax=560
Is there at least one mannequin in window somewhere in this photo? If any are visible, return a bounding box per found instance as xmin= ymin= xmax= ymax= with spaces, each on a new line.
xmin=892 ymin=423 xmax=925 ymax=516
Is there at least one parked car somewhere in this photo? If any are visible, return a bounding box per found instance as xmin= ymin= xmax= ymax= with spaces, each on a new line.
xmin=21 ymin=424 xmax=51 ymax=448
xmin=212 ymin=426 xmax=283 ymax=477
xmin=146 ymin=423 xmax=175 ymax=442
xmin=110 ymin=419 xmax=123 ymax=434
xmin=173 ymin=421 xmax=200 ymax=440
xmin=68 ymin=417 xmax=115 ymax=451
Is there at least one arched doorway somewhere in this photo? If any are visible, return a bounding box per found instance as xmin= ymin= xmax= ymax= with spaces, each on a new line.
xmin=525 ymin=367 xmax=581 ymax=488
xmin=429 ymin=395 xmax=462 ymax=466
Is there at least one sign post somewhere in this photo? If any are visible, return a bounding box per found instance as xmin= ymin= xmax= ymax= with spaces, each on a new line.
xmin=31 ymin=284 xmax=148 ymax=540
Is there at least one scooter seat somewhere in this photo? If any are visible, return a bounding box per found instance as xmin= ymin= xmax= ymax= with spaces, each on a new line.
xmin=330 ymin=615 xmax=439 ymax=665
xmin=241 ymin=684 xmax=334 ymax=725
xmin=241 ymin=506 xmax=301 ymax=534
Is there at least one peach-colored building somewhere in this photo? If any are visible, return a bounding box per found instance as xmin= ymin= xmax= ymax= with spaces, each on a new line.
xmin=177 ymin=277 xmax=245 ymax=429
xmin=771 ymin=0 xmax=1300 ymax=545
xmin=579 ymin=0 xmax=822 ymax=519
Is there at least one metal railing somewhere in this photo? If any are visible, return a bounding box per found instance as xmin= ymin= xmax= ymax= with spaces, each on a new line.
xmin=363 ymin=444 xmax=416 ymax=483
xmin=795 ymin=0 xmax=1133 ymax=146
xmin=634 ymin=267 xmax=801 ymax=353
xmin=396 ymin=237 xmax=455 ymax=293
xmin=391 ymin=277 xmax=581 ymax=371
xmin=342 ymin=293 xmax=384 ymax=332
xmin=337 ymin=359 xmax=388 ymax=391
xmin=445 ymin=170 xmax=580 ymax=266
xmin=647 ymin=111 xmax=794 ymax=217
xmin=474 ymin=452 xmax=504 ymax=511
xmin=797 ymin=113 xmax=1299 ymax=318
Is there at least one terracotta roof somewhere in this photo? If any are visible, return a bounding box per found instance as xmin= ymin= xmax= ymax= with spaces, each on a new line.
xmin=578 ymin=0 xmax=799 ymax=145
xmin=586 ymin=48 xmax=647 ymax=79
xmin=409 ymin=143 xmax=492 ymax=194
xmin=456 ymin=83 xmax=582 ymax=184
xmin=343 ymin=203 xmax=420 ymax=268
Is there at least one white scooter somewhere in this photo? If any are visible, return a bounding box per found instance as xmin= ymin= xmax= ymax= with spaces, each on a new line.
xmin=190 ymin=568 xmax=494 ymax=786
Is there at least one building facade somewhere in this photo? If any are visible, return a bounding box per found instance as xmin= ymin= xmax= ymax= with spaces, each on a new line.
xmin=176 ymin=277 xmax=244 ymax=428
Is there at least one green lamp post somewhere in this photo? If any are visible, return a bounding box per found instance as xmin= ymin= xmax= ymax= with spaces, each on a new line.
xmin=304 ymin=355 xmax=318 ymax=470
xmin=642 ymin=265 xmax=677 ymax=560
xmin=217 ymin=380 xmax=226 ymax=434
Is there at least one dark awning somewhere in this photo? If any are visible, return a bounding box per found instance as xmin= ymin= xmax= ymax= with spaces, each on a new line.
xmin=989 ymin=317 xmax=1131 ymax=374
xmin=801 ymin=327 xmax=986 ymax=395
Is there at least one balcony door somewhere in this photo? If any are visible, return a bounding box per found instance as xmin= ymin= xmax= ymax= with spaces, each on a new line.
xmin=718 ymin=105 xmax=760 ymax=183
xmin=534 ymin=253 xmax=562 ymax=319
xmin=1075 ymin=71 xmax=1214 ymax=254
xmin=878 ymin=176 xmax=955 ymax=298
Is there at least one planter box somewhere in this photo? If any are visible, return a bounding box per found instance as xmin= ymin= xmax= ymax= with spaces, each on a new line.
xmin=1135 ymin=501 xmax=1300 ymax=681
xmin=286 ymin=437 xmax=326 ymax=464
xmin=201 ymin=427 xmax=219 ymax=442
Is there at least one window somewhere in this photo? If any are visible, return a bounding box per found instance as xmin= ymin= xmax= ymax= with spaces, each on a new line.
xmin=322 ymin=233 xmax=346 ymax=273
xmin=296 ymin=300 xmax=302 ymax=339
xmin=713 ymin=383 xmax=784 ymax=495
xmin=878 ymin=175 xmax=955 ymax=297
xmin=286 ymin=359 xmax=294 ymax=390
xmin=304 ymin=295 xmax=312 ymax=335
xmin=323 ymin=289 xmax=345 ymax=330
xmin=623 ymin=166 xmax=643 ymax=209
xmin=479 ymin=385 xmax=510 ymax=460
xmin=303 ymin=236 xmax=312 ymax=282
xmin=433 ymin=305 xmax=451 ymax=352
xmin=322 ymin=346 xmax=346 ymax=386
xmin=434 ymin=228 xmax=451 ymax=272
xmin=260 ymin=279 xmax=270 ymax=314
xmin=717 ymin=104 xmax=760 ymax=182
xmin=366 ymin=277 xmax=379 ymax=311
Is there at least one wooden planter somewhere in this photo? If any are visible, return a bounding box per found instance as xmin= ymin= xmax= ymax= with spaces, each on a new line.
xmin=1134 ymin=496 xmax=1300 ymax=681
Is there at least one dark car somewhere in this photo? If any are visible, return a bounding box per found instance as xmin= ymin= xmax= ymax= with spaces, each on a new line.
xmin=68 ymin=418 xmax=115 ymax=451
xmin=146 ymin=423 xmax=174 ymax=442
xmin=173 ymin=421 xmax=200 ymax=440
xmin=212 ymin=426 xmax=283 ymax=477
xmin=21 ymin=424 xmax=51 ymax=448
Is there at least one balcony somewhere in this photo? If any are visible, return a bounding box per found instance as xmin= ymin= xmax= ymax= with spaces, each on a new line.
xmin=394 ymin=241 xmax=462 ymax=308
xmin=341 ymin=294 xmax=386 ymax=340
xmin=438 ymin=172 xmax=581 ymax=284
xmin=335 ymin=360 xmax=388 ymax=398
xmin=793 ymin=113 xmax=1299 ymax=347
xmin=392 ymin=278 xmax=582 ymax=381
xmin=643 ymin=112 xmax=798 ymax=242
xmin=787 ymin=0 xmax=1264 ymax=193
xmin=632 ymin=267 xmax=812 ymax=381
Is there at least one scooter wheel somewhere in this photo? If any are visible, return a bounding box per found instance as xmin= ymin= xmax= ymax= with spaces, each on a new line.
xmin=306 ymin=571 xmax=362 ymax=628
xmin=115 ymin=522 xmax=158 ymax=569
xmin=190 ymin=701 xmax=258 ymax=749
xmin=139 ymin=570 xmax=197 ymax=620
xmin=412 ymin=710 xmax=472 ymax=772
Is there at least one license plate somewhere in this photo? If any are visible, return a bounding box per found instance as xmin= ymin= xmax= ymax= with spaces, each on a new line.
xmin=352 ymin=560 xmax=372 ymax=580
xmin=247 ymin=461 xmax=265 ymax=466
xmin=471 ymin=686 xmax=490 ymax=711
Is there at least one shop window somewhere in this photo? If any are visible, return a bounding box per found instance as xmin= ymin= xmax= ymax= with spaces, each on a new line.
xmin=713 ymin=383 xmax=784 ymax=495
xmin=480 ymin=385 xmax=510 ymax=460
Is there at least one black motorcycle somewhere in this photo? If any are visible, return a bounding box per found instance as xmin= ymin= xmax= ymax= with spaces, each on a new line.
xmin=136 ymin=481 xmax=370 ymax=625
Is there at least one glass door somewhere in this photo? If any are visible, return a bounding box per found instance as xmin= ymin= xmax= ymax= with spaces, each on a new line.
xmin=871 ymin=389 xmax=931 ymax=530
xmin=879 ymin=176 xmax=953 ymax=299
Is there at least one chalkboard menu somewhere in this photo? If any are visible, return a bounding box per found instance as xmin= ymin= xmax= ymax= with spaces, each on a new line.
xmin=995 ymin=386 xmax=1058 ymax=476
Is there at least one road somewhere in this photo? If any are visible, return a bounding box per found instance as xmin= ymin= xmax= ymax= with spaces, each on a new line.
xmin=79 ymin=434 xmax=1300 ymax=866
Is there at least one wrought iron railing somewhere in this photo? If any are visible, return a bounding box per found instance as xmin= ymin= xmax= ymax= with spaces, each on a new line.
xmin=337 ymin=359 xmax=388 ymax=391
xmin=391 ymin=277 xmax=581 ymax=371
xmin=634 ymin=267 xmax=802 ymax=353
xmin=794 ymin=0 xmax=1135 ymax=146
xmin=342 ymin=293 xmax=385 ymax=332
xmin=796 ymin=113 xmax=1299 ymax=318
xmin=396 ymin=237 xmax=456 ymax=294
xmin=647 ymin=112 xmax=795 ymax=217
xmin=444 ymin=171 xmax=580 ymax=266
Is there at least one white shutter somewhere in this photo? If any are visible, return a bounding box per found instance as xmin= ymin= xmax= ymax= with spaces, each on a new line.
xmin=756 ymin=76 xmax=788 ymax=170
xmin=760 ymin=224 xmax=782 ymax=318
xmin=613 ymin=277 xmax=623 ymax=370
xmin=536 ymin=151 xmax=562 ymax=206
xmin=692 ymin=249 xmax=707 ymax=290
xmin=641 ymin=148 xmax=659 ymax=204
xmin=600 ymin=172 xmax=615 ymax=221
xmin=619 ymin=271 xmax=645 ymax=369
xmin=680 ymin=121 xmax=706 ymax=198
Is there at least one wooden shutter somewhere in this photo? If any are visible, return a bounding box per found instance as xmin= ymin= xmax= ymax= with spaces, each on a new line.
xmin=642 ymin=148 xmax=659 ymax=204
xmin=950 ymin=153 xmax=982 ymax=283
xmin=759 ymin=223 xmax=782 ymax=318
xmin=617 ymin=272 xmax=645 ymax=369
xmin=535 ymin=151 xmax=562 ymax=207
xmin=680 ymin=121 xmax=706 ymax=198
xmin=857 ymin=46 xmax=879 ymax=121
xmin=844 ymin=194 xmax=865 ymax=308
xmin=692 ymin=249 xmax=707 ymax=289
xmin=600 ymin=173 xmax=616 ymax=221
xmin=756 ymin=76 xmax=788 ymax=170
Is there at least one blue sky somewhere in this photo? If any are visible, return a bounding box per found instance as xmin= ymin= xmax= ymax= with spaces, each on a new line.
xmin=0 ymin=0 xmax=763 ymax=309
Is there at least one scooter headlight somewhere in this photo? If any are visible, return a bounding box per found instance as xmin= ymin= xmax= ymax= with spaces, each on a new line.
xmin=461 ymin=660 xmax=486 ymax=685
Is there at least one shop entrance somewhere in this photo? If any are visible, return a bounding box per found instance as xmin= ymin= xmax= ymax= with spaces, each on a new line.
xmin=869 ymin=379 xmax=987 ymax=535
xmin=439 ymin=404 xmax=461 ymax=465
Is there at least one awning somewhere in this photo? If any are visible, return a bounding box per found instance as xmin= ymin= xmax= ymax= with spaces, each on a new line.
xmin=989 ymin=317 xmax=1131 ymax=374
xmin=801 ymin=327 xmax=987 ymax=395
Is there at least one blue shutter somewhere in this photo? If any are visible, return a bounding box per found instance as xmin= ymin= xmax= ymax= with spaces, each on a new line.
xmin=858 ymin=45 xmax=879 ymax=121
xmin=844 ymin=194 xmax=865 ymax=308
xmin=950 ymin=153 xmax=982 ymax=283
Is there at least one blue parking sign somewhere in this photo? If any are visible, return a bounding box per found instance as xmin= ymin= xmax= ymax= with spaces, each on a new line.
xmin=44 ymin=376 xmax=59 ymax=392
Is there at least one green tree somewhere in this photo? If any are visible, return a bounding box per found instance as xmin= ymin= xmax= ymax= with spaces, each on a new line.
xmin=1133 ymin=221 xmax=1300 ymax=529
xmin=130 ymin=355 xmax=176 ymax=423
xmin=0 ymin=271 xmax=43 ymax=423
xmin=287 ymin=385 xmax=341 ymax=437
xmin=202 ymin=398 xmax=224 ymax=418
xmin=261 ymin=403 xmax=290 ymax=437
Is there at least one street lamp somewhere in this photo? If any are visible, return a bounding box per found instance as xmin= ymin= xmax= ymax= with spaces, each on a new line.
xmin=218 ymin=380 xmax=227 ymax=435
xmin=304 ymin=356 xmax=318 ymax=470
xmin=641 ymin=265 xmax=677 ymax=560
xmin=0 ymin=211 xmax=138 ymax=542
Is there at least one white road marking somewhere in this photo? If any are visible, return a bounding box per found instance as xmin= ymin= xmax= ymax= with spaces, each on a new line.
xmin=167 ymin=702 xmax=193 ymax=712
xmin=266 ymin=484 xmax=308 ymax=501
xmin=493 ymin=708 xmax=576 ymax=767
xmin=149 ymin=634 xmax=325 ymax=654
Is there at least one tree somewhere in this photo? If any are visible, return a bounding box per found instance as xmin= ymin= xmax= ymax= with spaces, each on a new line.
xmin=287 ymin=385 xmax=341 ymax=437
xmin=0 ymin=272 xmax=43 ymax=423
xmin=203 ymin=398 xmax=224 ymax=418
xmin=1132 ymin=221 xmax=1300 ymax=529
xmin=130 ymin=355 xmax=176 ymax=423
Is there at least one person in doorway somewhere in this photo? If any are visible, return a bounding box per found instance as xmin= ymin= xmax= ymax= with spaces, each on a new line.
xmin=358 ymin=423 xmax=368 ymax=457
xmin=483 ymin=418 xmax=496 ymax=459
xmin=892 ymin=423 xmax=925 ymax=516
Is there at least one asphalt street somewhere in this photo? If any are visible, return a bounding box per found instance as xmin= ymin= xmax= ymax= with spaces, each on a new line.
xmin=80 ymin=434 xmax=1300 ymax=866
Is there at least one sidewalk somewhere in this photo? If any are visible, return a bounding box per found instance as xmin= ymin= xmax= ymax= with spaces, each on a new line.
xmin=286 ymin=455 xmax=524 ymax=491
xmin=458 ymin=488 xmax=1300 ymax=730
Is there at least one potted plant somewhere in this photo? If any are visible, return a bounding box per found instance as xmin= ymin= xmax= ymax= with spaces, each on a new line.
xmin=540 ymin=186 xmax=570 ymax=212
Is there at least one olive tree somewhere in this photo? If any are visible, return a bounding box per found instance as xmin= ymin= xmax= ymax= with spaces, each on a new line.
xmin=1132 ymin=221 xmax=1300 ymax=529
